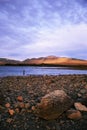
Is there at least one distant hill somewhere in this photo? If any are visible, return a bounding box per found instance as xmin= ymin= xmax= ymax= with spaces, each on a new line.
xmin=0 ymin=58 xmax=21 ymax=65
xmin=0 ymin=56 xmax=87 ymax=67
xmin=23 ymin=56 xmax=87 ymax=67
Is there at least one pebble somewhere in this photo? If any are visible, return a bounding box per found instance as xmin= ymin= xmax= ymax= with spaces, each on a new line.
xmin=66 ymin=109 xmax=82 ymax=120
xmin=37 ymin=125 xmax=40 ymax=128
xmin=80 ymin=89 xmax=86 ymax=94
xmin=18 ymin=102 xmax=25 ymax=108
xmin=6 ymin=118 xmax=13 ymax=123
xmin=85 ymin=85 xmax=87 ymax=89
xmin=15 ymin=108 xmax=20 ymax=113
xmin=77 ymin=93 xmax=82 ymax=98
xmin=5 ymin=103 xmax=10 ymax=108
xmin=17 ymin=96 xmax=23 ymax=102
xmin=25 ymin=103 xmax=30 ymax=109
xmin=31 ymin=106 xmax=36 ymax=111
xmin=74 ymin=102 xmax=87 ymax=111
xmin=8 ymin=109 xmax=15 ymax=116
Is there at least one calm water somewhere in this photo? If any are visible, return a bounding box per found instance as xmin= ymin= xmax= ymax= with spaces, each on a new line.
xmin=0 ymin=66 xmax=87 ymax=77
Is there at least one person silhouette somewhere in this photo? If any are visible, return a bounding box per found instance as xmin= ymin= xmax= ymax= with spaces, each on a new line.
xmin=23 ymin=70 xmax=25 ymax=76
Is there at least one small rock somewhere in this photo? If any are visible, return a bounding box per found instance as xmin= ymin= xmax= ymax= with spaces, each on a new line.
xmin=5 ymin=103 xmax=10 ymax=108
xmin=80 ymin=89 xmax=86 ymax=94
xmin=21 ymin=108 xmax=26 ymax=113
xmin=0 ymin=91 xmax=5 ymax=105
xmin=6 ymin=97 xmax=11 ymax=102
xmin=13 ymin=125 xmax=17 ymax=128
xmin=67 ymin=109 xmax=82 ymax=120
xmin=34 ymin=90 xmax=73 ymax=120
xmin=37 ymin=125 xmax=40 ymax=128
xmin=25 ymin=103 xmax=30 ymax=109
xmin=74 ymin=102 xmax=87 ymax=111
xmin=8 ymin=109 xmax=15 ymax=116
xmin=19 ymin=102 xmax=25 ymax=108
xmin=46 ymin=125 xmax=51 ymax=130
xmin=6 ymin=118 xmax=13 ymax=123
xmin=77 ymin=93 xmax=82 ymax=98
xmin=14 ymin=102 xmax=19 ymax=108
xmin=60 ymin=120 xmax=65 ymax=124
xmin=31 ymin=106 xmax=36 ymax=111
xmin=85 ymin=85 xmax=87 ymax=89
xmin=15 ymin=108 xmax=20 ymax=113
xmin=0 ymin=105 xmax=5 ymax=111
xmin=82 ymin=94 xmax=87 ymax=106
xmin=17 ymin=96 xmax=23 ymax=102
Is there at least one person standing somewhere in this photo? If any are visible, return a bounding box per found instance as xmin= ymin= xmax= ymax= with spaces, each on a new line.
xmin=23 ymin=70 xmax=25 ymax=76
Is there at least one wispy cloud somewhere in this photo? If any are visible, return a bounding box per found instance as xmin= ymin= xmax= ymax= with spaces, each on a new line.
xmin=0 ymin=0 xmax=87 ymax=60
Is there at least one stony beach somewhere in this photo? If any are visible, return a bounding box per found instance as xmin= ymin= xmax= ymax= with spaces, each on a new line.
xmin=0 ymin=74 xmax=87 ymax=130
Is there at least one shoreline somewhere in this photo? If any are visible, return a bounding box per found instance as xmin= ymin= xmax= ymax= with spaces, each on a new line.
xmin=0 ymin=73 xmax=87 ymax=78
xmin=0 ymin=74 xmax=87 ymax=130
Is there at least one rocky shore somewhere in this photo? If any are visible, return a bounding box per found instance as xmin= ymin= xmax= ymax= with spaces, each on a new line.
xmin=0 ymin=74 xmax=87 ymax=130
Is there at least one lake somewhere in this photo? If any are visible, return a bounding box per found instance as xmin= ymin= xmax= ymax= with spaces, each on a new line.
xmin=0 ymin=66 xmax=87 ymax=77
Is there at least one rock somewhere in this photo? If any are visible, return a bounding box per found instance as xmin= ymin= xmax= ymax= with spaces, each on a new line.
xmin=77 ymin=93 xmax=82 ymax=98
xmin=18 ymin=102 xmax=25 ymax=108
xmin=74 ymin=102 xmax=87 ymax=111
xmin=15 ymin=108 xmax=20 ymax=113
xmin=67 ymin=109 xmax=82 ymax=120
xmin=25 ymin=103 xmax=30 ymax=109
xmin=5 ymin=103 xmax=10 ymax=108
xmin=0 ymin=91 xmax=5 ymax=105
xmin=34 ymin=90 xmax=73 ymax=120
xmin=82 ymin=94 xmax=87 ymax=106
xmin=85 ymin=85 xmax=87 ymax=89
xmin=36 ymin=125 xmax=39 ymax=128
xmin=31 ymin=106 xmax=36 ymax=111
xmin=14 ymin=102 xmax=19 ymax=108
xmin=80 ymin=89 xmax=86 ymax=94
xmin=6 ymin=97 xmax=11 ymax=102
xmin=8 ymin=109 xmax=15 ymax=116
xmin=0 ymin=105 xmax=5 ymax=111
xmin=6 ymin=118 xmax=13 ymax=123
xmin=17 ymin=96 xmax=23 ymax=102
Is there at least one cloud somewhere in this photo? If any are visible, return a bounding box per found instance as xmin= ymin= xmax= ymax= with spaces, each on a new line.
xmin=21 ymin=23 xmax=87 ymax=56
xmin=0 ymin=0 xmax=87 ymax=60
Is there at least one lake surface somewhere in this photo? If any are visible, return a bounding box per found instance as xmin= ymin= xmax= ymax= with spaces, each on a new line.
xmin=0 ymin=66 xmax=87 ymax=77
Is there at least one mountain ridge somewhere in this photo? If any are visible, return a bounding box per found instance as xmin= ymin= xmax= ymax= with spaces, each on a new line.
xmin=0 ymin=56 xmax=87 ymax=67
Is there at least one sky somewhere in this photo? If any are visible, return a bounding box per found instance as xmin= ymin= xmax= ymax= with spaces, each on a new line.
xmin=0 ymin=0 xmax=87 ymax=60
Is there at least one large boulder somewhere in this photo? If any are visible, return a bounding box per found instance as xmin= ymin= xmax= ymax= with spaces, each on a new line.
xmin=34 ymin=90 xmax=73 ymax=120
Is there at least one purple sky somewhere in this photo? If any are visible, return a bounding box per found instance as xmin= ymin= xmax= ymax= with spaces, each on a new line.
xmin=0 ymin=0 xmax=87 ymax=60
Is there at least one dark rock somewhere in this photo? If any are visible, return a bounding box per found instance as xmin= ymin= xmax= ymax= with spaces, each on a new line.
xmin=6 ymin=118 xmax=13 ymax=123
xmin=18 ymin=102 xmax=25 ymax=108
xmin=0 ymin=91 xmax=5 ymax=105
xmin=82 ymin=94 xmax=87 ymax=106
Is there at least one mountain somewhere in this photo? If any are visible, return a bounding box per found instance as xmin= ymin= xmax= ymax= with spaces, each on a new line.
xmin=0 ymin=56 xmax=87 ymax=67
xmin=23 ymin=56 xmax=87 ymax=67
xmin=0 ymin=58 xmax=21 ymax=65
